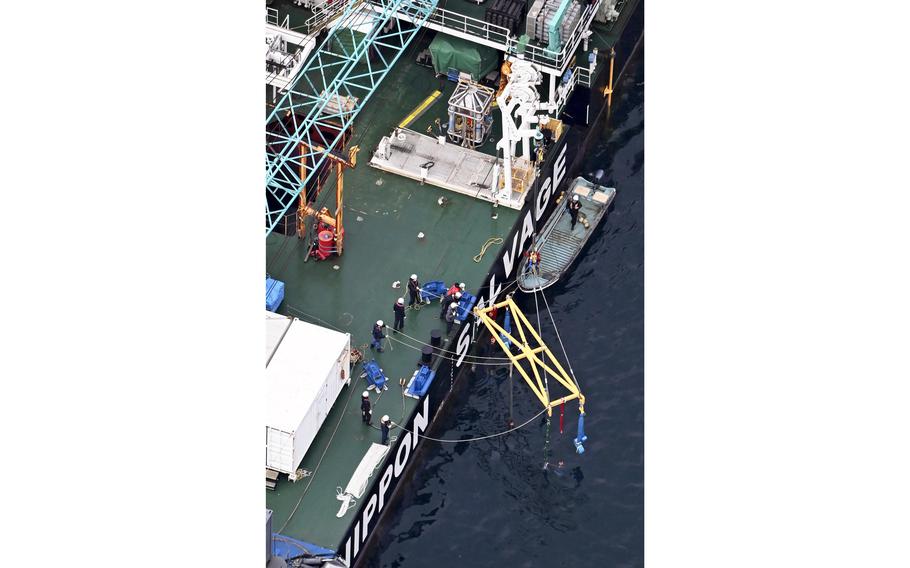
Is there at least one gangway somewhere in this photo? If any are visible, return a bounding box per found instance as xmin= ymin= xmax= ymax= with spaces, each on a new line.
xmin=265 ymin=0 xmax=438 ymax=235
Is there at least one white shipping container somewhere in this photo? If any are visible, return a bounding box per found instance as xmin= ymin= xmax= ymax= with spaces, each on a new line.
xmin=266 ymin=314 xmax=351 ymax=475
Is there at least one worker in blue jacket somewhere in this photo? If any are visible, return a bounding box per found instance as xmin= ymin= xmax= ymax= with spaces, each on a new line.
xmin=380 ymin=415 xmax=393 ymax=445
xmin=370 ymin=320 xmax=386 ymax=352
xmin=393 ymin=298 xmax=406 ymax=333
xmin=360 ymin=391 xmax=372 ymax=425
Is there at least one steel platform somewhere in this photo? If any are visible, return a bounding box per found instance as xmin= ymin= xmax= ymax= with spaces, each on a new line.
xmin=369 ymin=128 xmax=527 ymax=210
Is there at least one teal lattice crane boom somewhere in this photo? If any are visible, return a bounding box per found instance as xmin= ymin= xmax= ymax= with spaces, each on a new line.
xmin=265 ymin=0 xmax=438 ymax=235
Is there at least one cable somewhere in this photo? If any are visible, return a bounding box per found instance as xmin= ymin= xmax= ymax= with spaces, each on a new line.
xmin=285 ymin=304 xmax=348 ymax=334
xmin=388 ymin=327 xmax=512 ymax=362
xmin=532 ymin=287 xmax=549 ymax=398
xmin=539 ymin=289 xmax=581 ymax=391
xmin=473 ymin=237 xmax=504 ymax=263
xmin=394 ymin=406 xmax=549 ymax=443
xmin=385 ymin=335 xmax=511 ymax=366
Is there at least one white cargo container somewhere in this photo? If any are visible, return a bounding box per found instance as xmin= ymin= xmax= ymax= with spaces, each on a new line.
xmin=266 ymin=313 xmax=351 ymax=477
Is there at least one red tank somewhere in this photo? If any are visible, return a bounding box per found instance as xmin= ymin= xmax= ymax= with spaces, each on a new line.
xmin=315 ymin=229 xmax=334 ymax=260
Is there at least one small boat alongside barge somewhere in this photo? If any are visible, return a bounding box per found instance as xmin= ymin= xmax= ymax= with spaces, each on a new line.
xmin=517 ymin=177 xmax=616 ymax=292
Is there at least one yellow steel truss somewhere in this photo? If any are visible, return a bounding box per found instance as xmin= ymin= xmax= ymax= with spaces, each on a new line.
xmin=474 ymin=297 xmax=584 ymax=417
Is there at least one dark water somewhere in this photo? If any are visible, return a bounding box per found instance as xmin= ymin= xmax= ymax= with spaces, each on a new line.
xmin=369 ymin=48 xmax=644 ymax=568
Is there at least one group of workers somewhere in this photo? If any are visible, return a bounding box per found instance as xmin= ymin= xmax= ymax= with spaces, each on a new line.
xmin=360 ymin=391 xmax=393 ymax=444
xmin=369 ymin=275 xmax=468 ymax=352
xmin=364 ymin=274 xmax=467 ymax=444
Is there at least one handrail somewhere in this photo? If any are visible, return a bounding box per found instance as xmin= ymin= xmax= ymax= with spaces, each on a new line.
xmin=266 ymin=6 xmax=291 ymax=29
xmin=512 ymin=0 xmax=600 ymax=70
xmin=367 ymin=0 xmax=603 ymax=72
xmin=576 ymin=65 xmax=591 ymax=87
xmin=303 ymin=0 xmax=365 ymax=35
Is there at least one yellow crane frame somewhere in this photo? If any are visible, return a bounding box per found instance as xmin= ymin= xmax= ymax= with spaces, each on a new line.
xmin=474 ymin=297 xmax=584 ymax=417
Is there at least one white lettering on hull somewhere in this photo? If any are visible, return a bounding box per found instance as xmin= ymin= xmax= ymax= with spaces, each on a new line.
xmin=339 ymin=396 xmax=431 ymax=565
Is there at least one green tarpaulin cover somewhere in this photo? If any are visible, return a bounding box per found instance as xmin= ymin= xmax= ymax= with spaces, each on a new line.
xmin=428 ymin=34 xmax=499 ymax=80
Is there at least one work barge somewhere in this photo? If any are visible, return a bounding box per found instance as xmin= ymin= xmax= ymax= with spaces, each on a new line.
xmin=264 ymin=0 xmax=642 ymax=565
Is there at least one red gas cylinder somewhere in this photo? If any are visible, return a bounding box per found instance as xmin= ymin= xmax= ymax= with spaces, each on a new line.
xmin=316 ymin=229 xmax=334 ymax=260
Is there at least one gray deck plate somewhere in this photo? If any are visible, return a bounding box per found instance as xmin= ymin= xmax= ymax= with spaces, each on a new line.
xmin=370 ymin=129 xmax=526 ymax=210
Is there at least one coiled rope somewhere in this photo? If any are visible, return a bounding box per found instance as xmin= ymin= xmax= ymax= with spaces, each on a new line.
xmin=473 ymin=237 xmax=504 ymax=263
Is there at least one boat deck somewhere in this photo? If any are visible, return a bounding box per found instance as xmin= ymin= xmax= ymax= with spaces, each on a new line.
xmin=518 ymin=180 xmax=615 ymax=290
xmin=265 ymin=49 xmax=518 ymax=551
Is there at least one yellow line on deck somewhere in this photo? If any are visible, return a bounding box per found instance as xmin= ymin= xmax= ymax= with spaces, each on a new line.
xmin=398 ymin=90 xmax=442 ymax=129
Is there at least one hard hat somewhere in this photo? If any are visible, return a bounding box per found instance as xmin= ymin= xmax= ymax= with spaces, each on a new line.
xmin=410 ymin=274 xmax=417 ymax=280
xmin=376 ymin=320 xmax=384 ymax=327
xmin=450 ymin=301 xmax=458 ymax=307
xmin=381 ymin=415 xmax=390 ymax=423
xmin=455 ymin=292 xmax=462 ymax=299
xmin=362 ymin=391 xmax=369 ymax=398
xmin=572 ymin=194 xmax=579 ymax=202
xmin=459 ymin=282 xmax=465 ymax=289
xmin=397 ymin=298 xmax=404 ymax=305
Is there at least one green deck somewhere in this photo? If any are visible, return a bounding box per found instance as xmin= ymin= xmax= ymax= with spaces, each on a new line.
xmin=265 ymin=40 xmax=518 ymax=550
xmin=265 ymin=0 xmax=639 ymax=550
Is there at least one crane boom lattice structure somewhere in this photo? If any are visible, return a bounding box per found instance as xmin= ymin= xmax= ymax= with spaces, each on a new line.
xmin=265 ymin=0 xmax=438 ymax=235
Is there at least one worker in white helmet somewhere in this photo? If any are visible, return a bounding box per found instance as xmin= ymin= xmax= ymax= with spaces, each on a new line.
xmin=393 ymin=297 xmax=406 ymax=333
xmin=567 ymin=193 xmax=582 ymax=230
xmin=370 ymin=320 xmax=386 ymax=352
xmin=380 ymin=415 xmax=393 ymax=445
xmin=360 ymin=391 xmax=372 ymax=425
xmin=440 ymin=285 xmax=460 ymax=320
xmin=459 ymin=282 xmax=466 ymax=291
xmin=445 ymin=301 xmax=459 ymax=333
xmin=407 ymin=274 xmax=421 ymax=307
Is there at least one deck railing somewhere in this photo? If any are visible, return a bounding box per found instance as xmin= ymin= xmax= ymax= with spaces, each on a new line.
xmin=368 ymin=0 xmax=603 ymax=73
xmin=513 ymin=0 xmax=601 ymax=70
xmin=302 ymin=0 xmax=366 ymax=36
xmin=426 ymin=4 xmax=512 ymax=46
xmin=576 ymin=65 xmax=592 ymax=87
xmin=266 ymin=7 xmax=291 ymax=29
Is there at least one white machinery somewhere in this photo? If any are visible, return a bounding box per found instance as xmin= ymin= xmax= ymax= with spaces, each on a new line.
xmin=266 ymin=313 xmax=352 ymax=479
xmin=265 ymin=9 xmax=318 ymax=98
xmin=595 ymin=0 xmax=620 ymax=23
xmin=447 ymin=80 xmax=495 ymax=149
xmin=493 ymin=60 xmax=555 ymax=200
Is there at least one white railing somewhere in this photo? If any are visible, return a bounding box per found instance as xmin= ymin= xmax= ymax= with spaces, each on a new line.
xmin=427 ymin=4 xmax=511 ymax=46
xmin=366 ymin=0 xmax=602 ymax=73
xmin=513 ymin=0 xmax=601 ymax=70
xmin=266 ymin=7 xmax=279 ymax=26
xmin=302 ymin=0 xmax=365 ymax=35
xmin=576 ymin=65 xmax=592 ymax=87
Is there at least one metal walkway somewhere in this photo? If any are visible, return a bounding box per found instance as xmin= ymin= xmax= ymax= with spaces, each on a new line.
xmin=265 ymin=0 xmax=438 ymax=235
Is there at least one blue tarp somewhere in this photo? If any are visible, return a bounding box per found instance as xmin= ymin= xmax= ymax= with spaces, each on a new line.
xmin=271 ymin=533 xmax=335 ymax=559
xmin=362 ymin=359 xmax=387 ymax=390
xmin=266 ymin=276 xmax=285 ymax=312
xmin=420 ymin=280 xmax=447 ymax=303
xmin=455 ymin=291 xmax=477 ymax=323
xmin=407 ymin=365 xmax=436 ymax=397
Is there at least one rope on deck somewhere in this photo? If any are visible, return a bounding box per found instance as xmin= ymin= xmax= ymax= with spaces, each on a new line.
xmin=473 ymin=237 xmax=504 ymax=263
